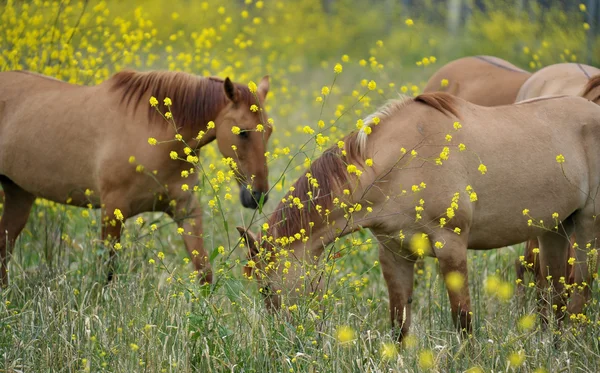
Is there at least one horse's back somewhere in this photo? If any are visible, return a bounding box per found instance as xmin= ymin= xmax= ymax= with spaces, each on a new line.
xmin=423 ymin=56 xmax=531 ymax=106
xmin=516 ymin=63 xmax=600 ymax=101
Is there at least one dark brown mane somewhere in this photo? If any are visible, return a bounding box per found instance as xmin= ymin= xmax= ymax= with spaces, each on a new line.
xmin=414 ymin=92 xmax=462 ymax=118
xmin=109 ymin=70 xmax=256 ymax=130
xmin=582 ymin=74 xmax=600 ymax=102
xmin=269 ymin=145 xmax=351 ymax=238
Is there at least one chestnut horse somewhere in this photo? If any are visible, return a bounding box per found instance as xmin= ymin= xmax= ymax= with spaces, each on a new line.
xmin=239 ymin=92 xmax=600 ymax=340
xmin=0 ymin=69 xmax=271 ymax=285
xmin=423 ymin=55 xmax=531 ymax=106
xmin=515 ymin=64 xmax=600 ymax=289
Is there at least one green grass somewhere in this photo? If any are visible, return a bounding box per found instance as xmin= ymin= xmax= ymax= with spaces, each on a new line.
xmin=2 ymin=201 xmax=599 ymax=371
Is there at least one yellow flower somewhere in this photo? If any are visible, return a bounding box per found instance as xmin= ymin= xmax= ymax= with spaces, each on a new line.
xmin=518 ymin=314 xmax=536 ymax=331
xmin=441 ymin=79 xmax=449 ymax=87
xmin=584 ymin=23 xmax=590 ymax=30
xmin=580 ymin=3 xmax=587 ymax=11
xmin=177 ymin=227 xmax=184 ymax=235
xmin=318 ymin=120 xmax=325 ymax=128
xmin=248 ymin=81 xmax=257 ymax=93
xmin=231 ymin=126 xmax=241 ymax=135
xmin=128 ymin=156 xmax=136 ymax=164
xmin=169 ymin=151 xmax=178 ymax=160
xmin=165 ymin=112 xmax=172 ymax=119
xmin=321 ymin=86 xmax=330 ymax=96
xmin=342 ymin=54 xmax=349 ymax=62
xmin=262 ymin=223 xmax=269 ymax=231
xmin=130 ymin=343 xmax=139 ymax=351
xmin=365 ymin=159 xmax=373 ymax=167
xmin=418 ymin=350 xmax=434 ymax=369
xmin=458 ymin=143 xmax=466 ymax=151
xmin=380 ymin=342 xmax=397 ymax=360
xmin=175 ymin=134 xmax=182 ymax=141
xmin=405 ymin=18 xmax=414 ymax=26
xmin=410 ymin=233 xmax=430 ymax=257
xmin=149 ymin=96 xmax=158 ymax=107
xmin=256 ymin=124 xmax=264 ymax=132
xmin=148 ymin=137 xmax=157 ymax=145
xmin=367 ymin=80 xmax=377 ymax=91
xmin=508 ymin=351 xmax=525 ymax=367
xmin=303 ymin=126 xmax=315 ymax=135
xmin=478 ymin=164 xmax=487 ymax=175
xmin=250 ymin=104 xmax=259 ymax=112
xmin=164 ymin=97 xmax=172 ymax=106
xmin=157 ymin=252 xmax=165 ymax=259
xmin=568 ymin=257 xmax=576 ymax=265
xmin=336 ymin=326 xmax=355 ymax=344
xmin=181 ymin=184 xmax=189 ymax=191
xmin=556 ymin=154 xmax=565 ymax=163
xmin=114 ymin=209 xmax=124 ymax=221
xmin=334 ymin=63 xmax=343 ymax=74
xmin=207 ymin=121 xmax=215 ymax=129
xmin=445 ymin=271 xmax=465 ymax=292
xmin=453 ymin=121 xmax=462 ymax=130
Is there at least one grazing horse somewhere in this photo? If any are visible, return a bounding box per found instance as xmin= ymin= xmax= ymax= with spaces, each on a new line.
xmin=515 ymin=64 xmax=600 ymax=290
xmin=238 ymin=92 xmax=600 ymax=341
xmin=0 ymin=69 xmax=271 ymax=285
xmin=423 ymin=55 xmax=531 ymax=106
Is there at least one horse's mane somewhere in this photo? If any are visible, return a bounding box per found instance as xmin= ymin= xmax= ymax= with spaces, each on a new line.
xmin=414 ymin=92 xmax=462 ymax=118
xmin=268 ymin=92 xmax=462 ymax=239
xmin=109 ymin=70 xmax=256 ymax=130
xmin=582 ymin=74 xmax=600 ymax=102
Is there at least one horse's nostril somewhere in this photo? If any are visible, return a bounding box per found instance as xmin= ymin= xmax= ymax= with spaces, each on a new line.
xmin=253 ymin=191 xmax=268 ymax=205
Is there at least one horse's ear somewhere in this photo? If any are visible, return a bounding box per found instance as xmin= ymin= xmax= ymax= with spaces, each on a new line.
xmin=224 ymin=77 xmax=239 ymax=104
xmin=236 ymin=226 xmax=258 ymax=255
xmin=258 ymin=75 xmax=270 ymax=99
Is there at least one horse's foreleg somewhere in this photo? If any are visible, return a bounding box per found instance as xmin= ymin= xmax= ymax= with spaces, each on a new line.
xmin=377 ymin=239 xmax=415 ymax=343
xmin=0 ymin=178 xmax=35 ymax=286
xmin=101 ymin=206 xmax=125 ymax=283
xmin=168 ymin=195 xmax=212 ymax=284
xmin=434 ymin=230 xmax=472 ymax=336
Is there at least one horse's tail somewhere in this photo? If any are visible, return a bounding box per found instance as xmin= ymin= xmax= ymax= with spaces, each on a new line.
xmin=581 ymin=74 xmax=600 ymax=102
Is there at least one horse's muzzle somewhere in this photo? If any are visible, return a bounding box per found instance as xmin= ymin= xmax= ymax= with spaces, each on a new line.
xmin=240 ymin=188 xmax=269 ymax=209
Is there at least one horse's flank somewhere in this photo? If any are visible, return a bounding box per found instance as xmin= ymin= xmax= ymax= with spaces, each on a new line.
xmin=269 ymin=92 xmax=461 ymax=239
xmin=109 ymin=70 xmax=256 ymax=131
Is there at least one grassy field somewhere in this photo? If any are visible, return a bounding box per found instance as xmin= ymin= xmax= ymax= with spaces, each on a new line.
xmin=1 ymin=0 xmax=600 ymax=371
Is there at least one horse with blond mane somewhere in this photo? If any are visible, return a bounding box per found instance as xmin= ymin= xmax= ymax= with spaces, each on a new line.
xmin=0 ymin=69 xmax=271 ymax=285
xmin=514 ymin=63 xmax=600 ymax=291
xmin=238 ymin=92 xmax=600 ymax=340
xmin=424 ymin=55 xmax=531 ymax=106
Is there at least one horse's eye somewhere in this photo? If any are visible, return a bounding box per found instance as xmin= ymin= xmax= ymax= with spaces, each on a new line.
xmin=239 ymin=130 xmax=249 ymax=139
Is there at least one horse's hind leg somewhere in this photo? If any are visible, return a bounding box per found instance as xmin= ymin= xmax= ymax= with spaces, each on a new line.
xmin=100 ymin=200 xmax=128 ymax=283
xmin=0 ymin=177 xmax=35 ymax=286
xmin=167 ymin=194 xmax=212 ymax=284
xmin=536 ymin=224 xmax=573 ymax=322
xmin=568 ymin=213 xmax=600 ymax=315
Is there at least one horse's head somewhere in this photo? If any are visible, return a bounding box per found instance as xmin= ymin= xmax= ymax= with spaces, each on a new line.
xmin=236 ymin=226 xmax=281 ymax=310
xmin=215 ymin=76 xmax=272 ymax=209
